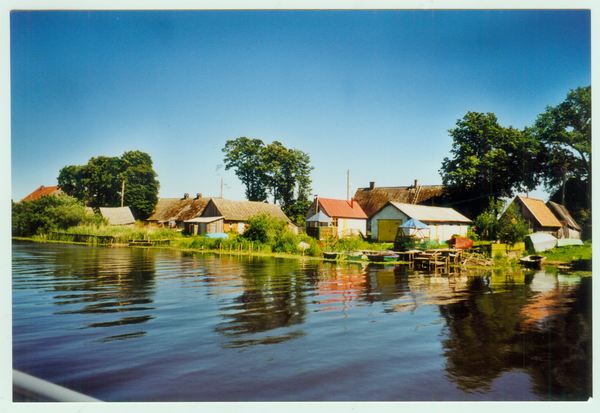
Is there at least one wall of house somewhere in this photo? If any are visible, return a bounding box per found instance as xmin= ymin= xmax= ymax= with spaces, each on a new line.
xmin=305 ymin=200 xmax=319 ymax=227
xmin=428 ymin=223 xmax=468 ymax=243
xmin=336 ymin=218 xmax=367 ymax=237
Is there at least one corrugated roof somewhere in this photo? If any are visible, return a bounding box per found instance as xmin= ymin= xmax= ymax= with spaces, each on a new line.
xmin=208 ymin=199 xmax=292 ymax=222
xmin=353 ymin=185 xmax=444 ymax=217
xmin=517 ymin=196 xmax=562 ymax=228
xmin=99 ymin=207 xmax=136 ymax=226
xmin=546 ymin=201 xmax=581 ymax=230
xmin=21 ymin=185 xmax=63 ymax=202
xmin=318 ymin=198 xmax=367 ymax=219
xmin=386 ymin=202 xmax=472 ymax=223
xmin=147 ymin=197 xmax=211 ymax=222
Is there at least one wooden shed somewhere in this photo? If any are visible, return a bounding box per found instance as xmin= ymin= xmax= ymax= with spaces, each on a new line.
xmin=370 ymin=202 xmax=471 ymax=243
xmin=507 ymin=196 xmax=562 ymax=236
xmin=546 ymin=201 xmax=582 ymax=239
xmin=184 ymin=216 xmax=224 ymax=235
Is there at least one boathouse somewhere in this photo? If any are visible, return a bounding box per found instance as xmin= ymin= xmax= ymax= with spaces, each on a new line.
xmin=506 ymin=196 xmax=562 ymax=236
xmin=201 ymin=199 xmax=297 ymax=234
xmin=370 ymin=202 xmax=471 ymax=243
xmin=305 ymin=197 xmax=367 ymax=238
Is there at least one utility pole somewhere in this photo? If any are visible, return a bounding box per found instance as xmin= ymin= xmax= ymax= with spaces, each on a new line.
xmin=562 ymin=163 xmax=567 ymax=205
xmin=121 ymin=181 xmax=125 ymax=207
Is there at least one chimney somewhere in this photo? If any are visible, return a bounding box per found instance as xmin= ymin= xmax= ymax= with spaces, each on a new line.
xmin=369 ymin=182 xmax=375 ymax=190
xmin=184 ymin=193 xmax=189 ymax=200
xmin=350 ymin=197 xmax=354 ymax=208
xmin=414 ymin=179 xmax=419 ymax=188
xmin=196 ymin=193 xmax=202 ymax=200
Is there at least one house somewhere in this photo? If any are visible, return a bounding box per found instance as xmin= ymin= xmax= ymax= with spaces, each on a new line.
xmin=21 ymin=185 xmax=63 ymax=202
xmin=305 ymin=197 xmax=367 ymax=238
xmin=353 ymin=180 xmax=445 ymax=232
xmin=99 ymin=207 xmax=136 ymax=226
xmin=507 ymin=196 xmax=562 ymax=236
xmin=201 ymin=199 xmax=297 ymax=234
xmin=370 ymin=202 xmax=471 ymax=243
xmin=146 ymin=193 xmax=212 ymax=229
xmin=546 ymin=201 xmax=582 ymax=239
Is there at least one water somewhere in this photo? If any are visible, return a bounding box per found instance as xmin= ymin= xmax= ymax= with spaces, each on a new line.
xmin=12 ymin=241 xmax=592 ymax=401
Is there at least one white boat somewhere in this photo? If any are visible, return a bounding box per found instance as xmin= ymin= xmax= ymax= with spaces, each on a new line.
xmin=525 ymin=233 xmax=557 ymax=252
xmin=557 ymin=239 xmax=584 ymax=247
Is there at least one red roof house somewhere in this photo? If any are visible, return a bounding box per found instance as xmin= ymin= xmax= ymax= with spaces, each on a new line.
xmin=305 ymin=197 xmax=367 ymax=238
xmin=508 ymin=196 xmax=562 ymax=234
xmin=21 ymin=185 xmax=63 ymax=202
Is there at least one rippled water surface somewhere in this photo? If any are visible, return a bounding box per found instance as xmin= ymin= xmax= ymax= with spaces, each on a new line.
xmin=12 ymin=241 xmax=592 ymax=401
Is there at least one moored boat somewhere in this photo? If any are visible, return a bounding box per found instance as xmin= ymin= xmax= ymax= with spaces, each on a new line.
xmin=345 ymin=252 xmax=366 ymax=261
xmin=520 ymin=255 xmax=546 ymax=269
xmin=323 ymin=252 xmax=342 ymax=260
xmin=367 ymin=252 xmax=399 ymax=262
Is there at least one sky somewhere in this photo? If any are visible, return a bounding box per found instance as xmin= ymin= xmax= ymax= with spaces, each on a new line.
xmin=8 ymin=3 xmax=593 ymax=207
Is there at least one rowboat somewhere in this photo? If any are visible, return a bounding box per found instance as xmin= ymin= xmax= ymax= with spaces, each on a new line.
xmin=345 ymin=252 xmax=366 ymax=261
xmin=447 ymin=237 xmax=474 ymax=250
xmin=367 ymin=253 xmax=399 ymax=263
xmin=525 ymin=233 xmax=557 ymax=252
xmin=520 ymin=255 xmax=546 ymax=269
xmin=323 ymin=252 xmax=342 ymax=260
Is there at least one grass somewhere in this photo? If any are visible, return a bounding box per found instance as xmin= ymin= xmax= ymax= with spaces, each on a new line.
xmin=537 ymin=242 xmax=592 ymax=263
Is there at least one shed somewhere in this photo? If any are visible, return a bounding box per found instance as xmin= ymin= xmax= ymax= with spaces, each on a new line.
xmin=370 ymin=202 xmax=471 ymax=243
xmin=184 ymin=216 xmax=224 ymax=235
xmin=99 ymin=207 xmax=136 ymax=226
xmin=546 ymin=201 xmax=582 ymax=239
xmin=507 ymin=196 xmax=562 ymax=236
xmin=201 ymin=199 xmax=296 ymax=234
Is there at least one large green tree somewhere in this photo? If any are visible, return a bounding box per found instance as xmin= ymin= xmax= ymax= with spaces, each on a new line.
xmin=528 ymin=86 xmax=591 ymax=230
xmin=57 ymin=151 xmax=160 ymax=220
xmin=439 ymin=112 xmax=540 ymax=219
xmin=222 ymin=137 xmax=314 ymax=225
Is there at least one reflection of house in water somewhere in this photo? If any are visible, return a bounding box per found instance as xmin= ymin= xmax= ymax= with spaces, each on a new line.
xmin=316 ymin=263 xmax=369 ymax=311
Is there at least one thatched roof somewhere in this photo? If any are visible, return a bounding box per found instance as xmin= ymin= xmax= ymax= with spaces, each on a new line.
xmin=147 ymin=197 xmax=211 ymax=223
xmin=206 ymin=199 xmax=292 ymax=223
xmin=99 ymin=207 xmax=136 ymax=226
xmin=354 ymin=184 xmax=445 ymax=218
xmin=546 ymin=201 xmax=581 ymax=231
xmin=385 ymin=202 xmax=472 ymax=224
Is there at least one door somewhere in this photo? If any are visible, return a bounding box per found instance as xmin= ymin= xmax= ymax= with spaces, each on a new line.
xmin=378 ymin=219 xmax=403 ymax=242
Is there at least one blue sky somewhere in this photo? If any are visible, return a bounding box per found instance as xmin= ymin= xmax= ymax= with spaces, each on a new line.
xmin=9 ymin=6 xmax=592 ymax=206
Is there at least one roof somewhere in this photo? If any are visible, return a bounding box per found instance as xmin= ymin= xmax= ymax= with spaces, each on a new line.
xmin=147 ymin=197 xmax=211 ymax=222
xmin=515 ymin=196 xmax=562 ymax=228
xmin=99 ymin=207 xmax=136 ymax=226
xmin=21 ymin=185 xmax=63 ymax=202
xmin=317 ymin=198 xmax=368 ymax=219
xmin=546 ymin=201 xmax=581 ymax=230
xmin=353 ymin=185 xmax=444 ymax=217
xmin=206 ymin=199 xmax=292 ymax=223
xmin=384 ymin=202 xmax=472 ymax=223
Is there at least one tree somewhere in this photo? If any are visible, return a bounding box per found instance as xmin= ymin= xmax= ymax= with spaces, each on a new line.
xmin=497 ymin=202 xmax=530 ymax=247
xmin=57 ymin=151 xmax=160 ymax=220
xmin=222 ymin=137 xmax=269 ymax=202
xmin=439 ymin=112 xmax=540 ymax=219
xmin=472 ymin=198 xmax=505 ymax=242
xmin=528 ymin=86 xmax=591 ymax=231
xmin=223 ymin=138 xmax=314 ymax=225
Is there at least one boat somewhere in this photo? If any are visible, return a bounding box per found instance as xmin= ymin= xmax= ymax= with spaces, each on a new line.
xmin=323 ymin=252 xmax=342 ymax=260
xmin=557 ymin=239 xmax=584 ymax=247
xmin=345 ymin=252 xmax=366 ymax=261
xmin=525 ymin=233 xmax=557 ymax=252
xmin=447 ymin=237 xmax=474 ymax=250
xmin=367 ymin=253 xmax=399 ymax=262
xmin=520 ymin=255 xmax=547 ymax=269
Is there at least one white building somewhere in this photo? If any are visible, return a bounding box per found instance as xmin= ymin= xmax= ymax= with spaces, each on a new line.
xmin=370 ymin=201 xmax=472 ymax=243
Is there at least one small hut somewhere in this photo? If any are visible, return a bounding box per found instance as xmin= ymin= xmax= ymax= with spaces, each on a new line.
xmin=99 ymin=207 xmax=136 ymax=226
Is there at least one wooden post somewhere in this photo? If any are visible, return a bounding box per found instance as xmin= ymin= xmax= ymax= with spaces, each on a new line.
xmin=121 ymin=181 xmax=125 ymax=208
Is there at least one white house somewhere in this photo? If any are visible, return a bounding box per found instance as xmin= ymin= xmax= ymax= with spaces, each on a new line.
xmin=370 ymin=202 xmax=472 ymax=243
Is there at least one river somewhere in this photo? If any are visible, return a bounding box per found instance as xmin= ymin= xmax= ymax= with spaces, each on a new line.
xmin=12 ymin=241 xmax=592 ymax=402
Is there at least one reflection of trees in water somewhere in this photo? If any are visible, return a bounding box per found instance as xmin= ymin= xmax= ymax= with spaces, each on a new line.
xmin=215 ymin=258 xmax=316 ymax=349
xmin=47 ymin=245 xmax=157 ymax=338
xmin=439 ymin=269 xmax=592 ymax=400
